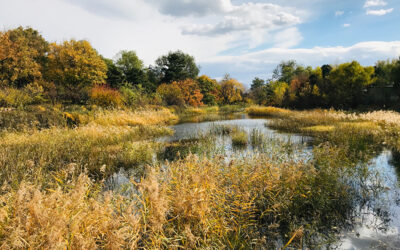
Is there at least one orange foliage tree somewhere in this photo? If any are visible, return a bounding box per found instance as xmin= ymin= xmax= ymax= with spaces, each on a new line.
xmin=173 ymin=79 xmax=203 ymax=107
xmin=157 ymin=79 xmax=203 ymax=107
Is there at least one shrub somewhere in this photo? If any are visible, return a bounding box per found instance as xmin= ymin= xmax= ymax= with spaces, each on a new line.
xmin=0 ymin=88 xmax=33 ymax=107
xmin=120 ymin=84 xmax=156 ymax=107
xmin=156 ymin=83 xmax=185 ymax=106
xmin=89 ymin=85 xmax=121 ymax=107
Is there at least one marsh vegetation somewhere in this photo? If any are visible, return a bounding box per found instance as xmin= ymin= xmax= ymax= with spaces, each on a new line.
xmin=1 ymin=105 xmax=400 ymax=249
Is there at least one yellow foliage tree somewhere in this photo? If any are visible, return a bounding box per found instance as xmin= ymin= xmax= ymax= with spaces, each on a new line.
xmin=46 ymin=39 xmax=107 ymax=102
xmin=0 ymin=27 xmax=48 ymax=87
xmin=219 ymin=76 xmax=244 ymax=104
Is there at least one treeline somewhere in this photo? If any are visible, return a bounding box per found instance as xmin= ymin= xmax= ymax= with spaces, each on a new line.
xmin=0 ymin=27 xmax=245 ymax=108
xmin=249 ymin=59 xmax=400 ymax=109
xmin=1 ymin=26 xmax=400 ymax=110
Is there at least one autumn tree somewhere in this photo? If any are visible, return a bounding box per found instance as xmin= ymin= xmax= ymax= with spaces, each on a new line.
xmin=46 ymin=39 xmax=107 ymax=102
xmin=174 ymin=79 xmax=203 ymax=107
xmin=219 ymin=75 xmax=244 ymax=104
xmin=197 ymin=75 xmax=220 ymax=105
xmin=0 ymin=27 xmax=48 ymax=87
xmin=155 ymin=50 xmax=200 ymax=83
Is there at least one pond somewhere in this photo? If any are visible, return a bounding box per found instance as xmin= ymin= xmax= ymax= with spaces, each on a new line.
xmin=108 ymin=114 xmax=400 ymax=249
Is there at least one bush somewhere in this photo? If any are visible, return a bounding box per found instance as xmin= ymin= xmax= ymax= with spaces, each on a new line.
xmin=0 ymin=88 xmax=33 ymax=107
xmin=89 ymin=85 xmax=121 ymax=107
xmin=156 ymin=83 xmax=185 ymax=106
xmin=120 ymin=84 xmax=157 ymax=107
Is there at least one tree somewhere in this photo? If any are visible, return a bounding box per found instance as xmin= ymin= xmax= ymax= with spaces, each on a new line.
xmin=0 ymin=27 xmax=48 ymax=87
xmin=197 ymin=75 xmax=221 ymax=105
xmin=46 ymin=39 xmax=107 ymax=102
xmin=174 ymin=79 xmax=203 ymax=107
xmin=114 ymin=50 xmax=156 ymax=92
xmin=321 ymin=64 xmax=333 ymax=79
xmin=268 ymin=81 xmax=289 ymax=106
xmin=219 ymin=75 xmax=244 ymax=104
xmin=272 ymin=60 xmax=297 ymax=83
xmin=391 ymin=58 xmax=400 ymax=96
xmin=155 ymin=50 xmax=200 ymax=83
xmin=102 ymin=57 xmax=124 ymax=89
xmin=250 ymin=77 xmax=265 ymax=90
xmin=328 ymin=61 xmax=375 ymax=108
xmin=249 ymin=77 xmax=267 ymax=105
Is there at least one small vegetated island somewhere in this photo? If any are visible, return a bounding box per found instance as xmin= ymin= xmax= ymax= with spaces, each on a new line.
xmin=1 ymin=27 xmax=400 ymax=249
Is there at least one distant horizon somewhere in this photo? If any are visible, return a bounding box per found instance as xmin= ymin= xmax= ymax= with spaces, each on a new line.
xmin=2 ymin=0 xmax=400 ymax=86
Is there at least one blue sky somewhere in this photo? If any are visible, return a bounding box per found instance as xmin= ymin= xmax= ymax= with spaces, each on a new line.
xmin=1 ymin=0 xmax=399 ymax=87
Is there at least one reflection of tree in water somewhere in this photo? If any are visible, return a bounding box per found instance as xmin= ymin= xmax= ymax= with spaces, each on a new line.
xmin=389 ymin=150 xmax=400 ymax=182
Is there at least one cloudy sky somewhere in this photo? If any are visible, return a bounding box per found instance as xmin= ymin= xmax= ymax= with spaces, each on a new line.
xmin=1 ymin=0 xmax=400 ymax=86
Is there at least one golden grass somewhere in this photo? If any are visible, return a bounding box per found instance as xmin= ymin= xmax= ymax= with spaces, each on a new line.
xmin=302 ymin=125 xmax=335 ymax=133
xmin=85 ymin=108 xmax=178 ymax=127
xmin=246 ymin=106 xmax=291 ymax=117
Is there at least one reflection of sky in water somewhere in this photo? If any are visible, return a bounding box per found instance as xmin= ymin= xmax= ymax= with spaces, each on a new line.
xmin=338 ymin=151 xmax=400 ymax=249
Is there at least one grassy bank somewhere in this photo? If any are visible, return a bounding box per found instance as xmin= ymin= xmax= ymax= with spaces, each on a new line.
xmin=247 ymin=106 xmax=400 ymax=153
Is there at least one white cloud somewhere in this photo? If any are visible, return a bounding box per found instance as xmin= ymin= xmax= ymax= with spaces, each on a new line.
xmin=363 ymin=0 xmax=387 ymax=8
xmin=366 ymin=8 xmax=394 ymax=16
xmin=343 ymin=23 xmax=351 ymax=27
xmin=272 ymin=27 xmax=303 ymax=48
xmin=335 ymin=10 xmax=344 ymax=16
xmin=182 ymin=3 xmax=301 ymax=36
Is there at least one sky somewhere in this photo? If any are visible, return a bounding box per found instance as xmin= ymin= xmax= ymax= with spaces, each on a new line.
xmin=1 ymin=0 xmax=400 ymax=87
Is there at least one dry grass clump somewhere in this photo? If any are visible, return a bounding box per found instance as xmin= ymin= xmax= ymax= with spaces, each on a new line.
xmin=0 ymin=149 xmax=357 ymax=249
xmin=0 ymin=173 xmax=141 ymax=249
xmin=231 ymin=128 xmax=248 ymax=147
xmin=358 ymin=110 xmax=400 ymax=125
xmin=84 ymin=108 xmax=178 ymax=127
xmin=246 ymin=106 xmax=291 ymax=117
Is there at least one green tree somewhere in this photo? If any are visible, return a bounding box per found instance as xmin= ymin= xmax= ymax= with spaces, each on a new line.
xmin=392 ymin=58 xmax=400 ymax=96
xmin=102 ymin=57 xmax=124 ymax=89
xmin=328 ymin=61 xmax=375 ymax=108
xmin=115 ymin=50 xmax=155 ymax=92
xmin=250 ymin=77 xmax=265 ymax=90
xmin=46 ymin=39 xmax=107 ymax=102
xmin=155 ymin=50 xmax=200 ymax=83
xmin=0 ymin=27 xmax=48 ymax=87
xmin=249 ymin=77 xmax=267 ymax=105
